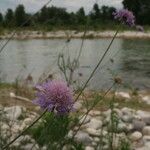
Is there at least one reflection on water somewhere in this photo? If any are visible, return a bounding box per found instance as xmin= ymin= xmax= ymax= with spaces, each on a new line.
xmin=0 ymin=38 xmax=150 ymax=90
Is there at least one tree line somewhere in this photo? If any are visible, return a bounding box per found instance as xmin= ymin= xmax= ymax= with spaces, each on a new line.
xmin=0 ymin=0 xmax=149 ymax=30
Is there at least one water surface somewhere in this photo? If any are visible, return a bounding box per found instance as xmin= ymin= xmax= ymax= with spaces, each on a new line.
xmin=0 ymin=38 xmax=150 ymax=90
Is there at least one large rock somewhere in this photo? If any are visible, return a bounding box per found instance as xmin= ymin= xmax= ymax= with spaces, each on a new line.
xmin=132 ymin=119 xmax=146 ymax=131
xmin=142 ymin=96 xmax=150 ymax=105
xmin=85 ymin=146 xmax=94 ymax=150
xmin=86 ymin=128 xmax=101 ymax=137
xmin=136 ymin=110 xmax=150 ymax=125
xmin=130 ymin=131 xmax=142 ymax=141
xmin=115 ymin=92 xmax=131 ymax=99
xmin=21 ymin=143 xmax=39 ymax=150
xmin=85 ymin=118 xmax=102 ymax=130
xmin=102 ymin=109 xmax=111 ymax=117
xmin=143 ymin=126 xmax=150 ymax=136
xmin=4 ymin=106 xmax=23 ymax=120
xmin=143 ymin=135 xmax=150 ymax=143
xmin=121 ymin=107 xmax=134 ymax=116
xmin=74 ymin=131 xmax=93 ymax=145
xmin=136 ymin=146 xmax=150 ymax=150
xmin=23 ymin=118 xmax=32 ymax=125
xmin=122 ymin=115 xmax=133 ymax=123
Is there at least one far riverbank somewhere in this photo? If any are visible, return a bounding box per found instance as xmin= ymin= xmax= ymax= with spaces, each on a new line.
xmin=0 ymin=30 xmax=150 ymax=40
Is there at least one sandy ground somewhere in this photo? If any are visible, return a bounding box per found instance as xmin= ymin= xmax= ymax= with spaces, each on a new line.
xmin=0 ymin=30 xmax=150 ymax=39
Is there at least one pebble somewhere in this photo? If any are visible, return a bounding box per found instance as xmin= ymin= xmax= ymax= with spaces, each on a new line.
xmin=85 ymin=146 xmax=94 ymax=150
xmin=73 ymin=101 xmax=82 ymax=110
xmin=142 ymin=126 xmax=150 ymax=136
xmin=130 ymin=131 xmax=142 ymax=141
xmin=132 ymin=119 xmax=146 ymax=131
xmin=23 ymin=118 xmax=32 ymax=125
xmin=115 ymin=92 xmax=131 ymax=99
xmin=85 ymin=118 xmax=102 ymax=130
xmin=122 ymin=115 xmax=133 ymax=123
xmin=86 ymin=128 xmax=101 ymax=136
xmin=74 ymin=131 xmax=93 ymax=145
xmin=4 ymin=106 xmax=23 ymax=120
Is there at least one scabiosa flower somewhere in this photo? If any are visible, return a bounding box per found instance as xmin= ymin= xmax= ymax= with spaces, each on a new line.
xmin=113 ymin=9 xmax=135 ymax=27
xmin=33 ymin=80 xmax=74 ymax=115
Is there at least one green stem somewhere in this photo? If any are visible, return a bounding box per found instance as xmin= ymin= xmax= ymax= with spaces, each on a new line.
xmin=75 ymin=30 xmax=119 ymax=102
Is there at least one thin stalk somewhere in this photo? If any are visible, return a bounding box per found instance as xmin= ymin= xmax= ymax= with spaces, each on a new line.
xmin=74 ymin=30 xmax=119 ymax=102
xmin=71 ymin=83 xmax=115 ymax=140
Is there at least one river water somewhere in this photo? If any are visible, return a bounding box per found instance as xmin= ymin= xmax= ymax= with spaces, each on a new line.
xmin=0 ymin=38 xmax=150 ymax=90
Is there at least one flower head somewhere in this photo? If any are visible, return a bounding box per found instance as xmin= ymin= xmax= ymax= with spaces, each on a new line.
xmin=113 ymin=9 xmax=135 ymax=27
xmin=33 ymin=80 xmax=74 ymax=115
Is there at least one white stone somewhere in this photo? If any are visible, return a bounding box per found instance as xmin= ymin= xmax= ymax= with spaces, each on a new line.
xmin=85 ymin=146 xmax=94 ymax=150
xmin=75 ymin=131 xmax=93 ymax=145
xmin=122 ymin=115 xmax=133 ymax=123
xmin=1 ymin=124 xmax=9 ymax=130
xmin=114 ymin=108 xmax=122 ymax=117
xmin=24 ymin=118 xmax=32 ymax=125
xmin=136 ymin=147 xmax=149 ymax=150
xmin=130 ymin=131 xmax=142 ymax=141
xmin=145 ymin=142 xmax=150 ymax=149
xmin=4 ymin=106 xmax=22 ymax=120
xmin=19 ymin=122 xmax=27 ymax=131
xmin=67 ymin=130 xmax=73 ymax=138
xmin=79 ymin=115 xmax=91 ymax=124
xmin=11 ymin=125 xmax=20 ymax=133
xmin=143 ymin=126 xmax=150 ymax=135
xmin=115 ymin=92 xmax=131 ymax=99
xmin=21 ymin=143 xmax=39 ymax=150
xmin=89 ymin=110 xmax=101 ymax=116
xmin=142 ymin=96 xmax=150 ymax=105
xmin=126 ymin=124 xmax=134 ymax=132
xmin=136 ymin=110 xmax=150 ymax=119
xmin=102 ymin=109 xmax=111 ymax=117
xmin=73 ymin=101 xmax=82 ymax=110
xmin=86 ymin=128 xmax=101 ymax=136
xmin=85 ymin=118 xmax=102 ymax=130
xmin=143 ymin=136 xmax=150 ymax=143
xmin=94 ymin=137 xmax=99 ymax=142
xmin=121 ymin=107 xmax=134 ymax=116
xmin=117 ymin=122 xmax=127 ymax=132
xmin=132 ymin=119 xmax=146 ymax=131
xmin=10 ymin=92 xmax=15 ymax=98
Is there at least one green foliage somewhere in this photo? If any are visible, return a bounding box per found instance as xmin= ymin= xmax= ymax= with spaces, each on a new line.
xmin=0 ymin=13 xmax=3 ymax=24
xmin=0 ymin=3 xmax=117 ymax=30
xmin=29 ymin=112 xmax=83 ymax=149
xmin=76 ymin=7 xmax=86 ymax=25
xmin=0 ymin=2 xmax=149 ymax=30
xmin=118 ymin=139 xmax=131 ymax=150
xmin=15 ymin=5 xmax=26 ymax=26
xmin=5 ymin=9 xmax=14 ymax=27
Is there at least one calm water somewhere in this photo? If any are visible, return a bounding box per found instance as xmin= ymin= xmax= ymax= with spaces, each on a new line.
xmin=0 ymin=38 xmax=150 ymax=90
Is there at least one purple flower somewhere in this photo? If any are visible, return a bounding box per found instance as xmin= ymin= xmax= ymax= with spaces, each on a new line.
xmin=33 ymin=80 xmax=74 ymax=115
xmin=113 ymin=9 xmax=135 ymax=27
